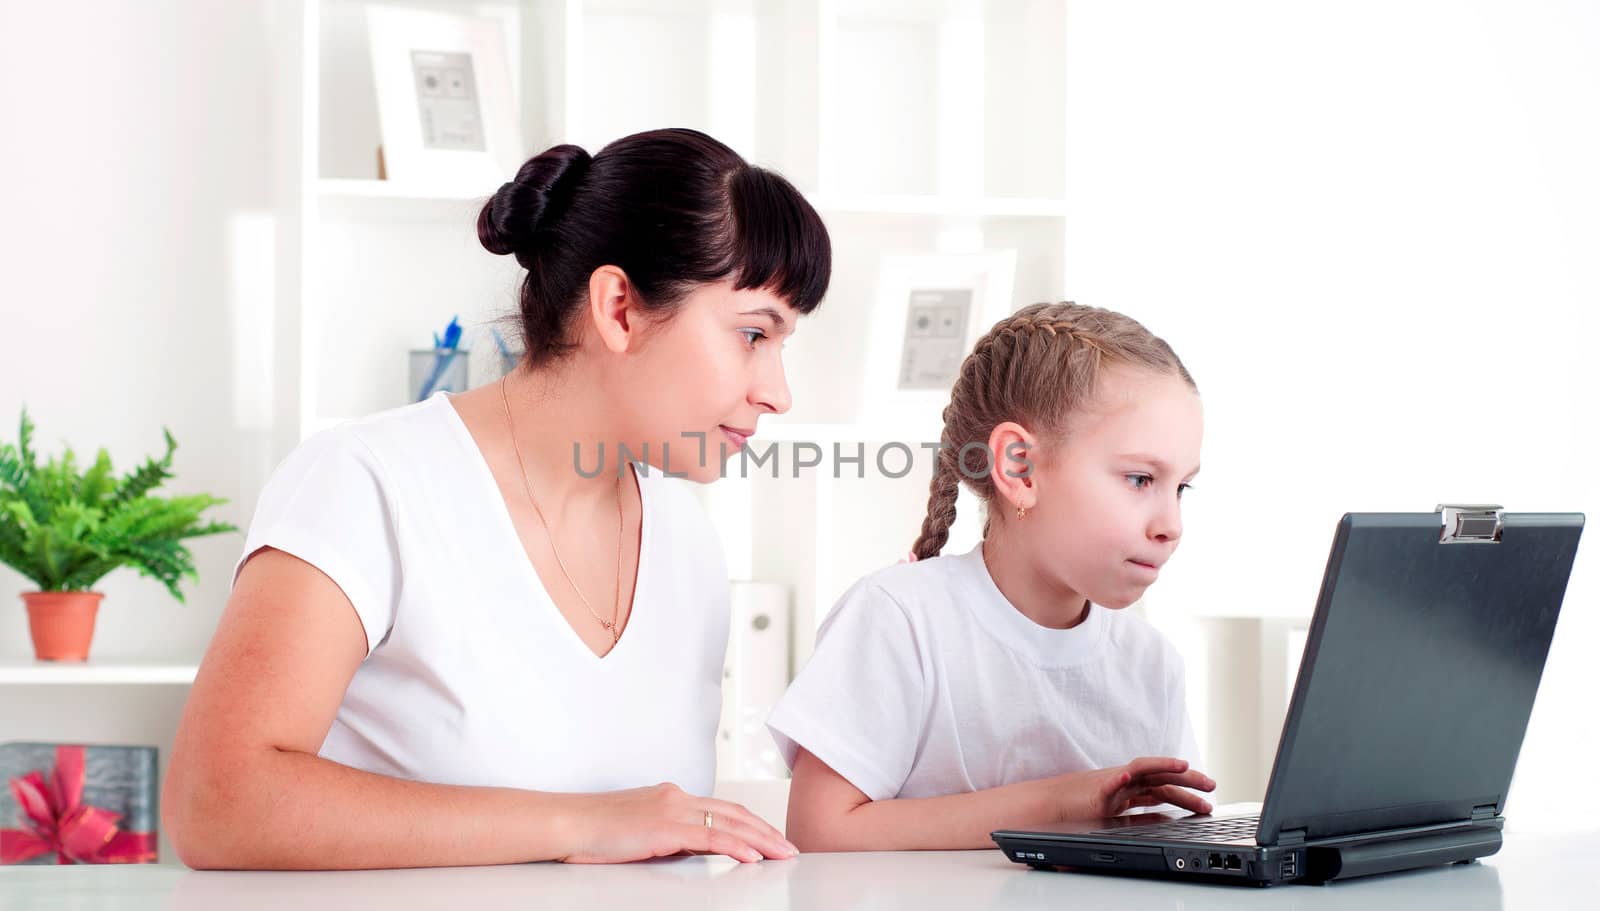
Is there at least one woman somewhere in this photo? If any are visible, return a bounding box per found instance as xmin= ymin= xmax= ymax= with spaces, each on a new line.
xmin=163 ymin=128 xmax=831 ymax=869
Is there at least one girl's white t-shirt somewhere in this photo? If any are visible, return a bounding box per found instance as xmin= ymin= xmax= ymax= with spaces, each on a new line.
xmin=767 ymin=545 xmax=1203 ymax=802
xmin=234 ymin=392 xmax=730 ymax=796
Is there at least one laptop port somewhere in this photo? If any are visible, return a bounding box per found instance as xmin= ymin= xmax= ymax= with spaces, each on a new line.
xmin=1281 ymin=853 xmax=1299 ymax=879
xmin=1207 ymin=853 xmax=1223 ymax=869
xmin=1174 ymin=857 xmax=1185 ymax=869
xmin=1224 ymin=855 xmax=1242 ymax=871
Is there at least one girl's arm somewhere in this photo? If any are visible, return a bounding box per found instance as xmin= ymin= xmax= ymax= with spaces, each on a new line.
xmin=163 ymin=548 xmax=795 ymax=869
xmin=785 ymin=747 xmax=1214 ymax=852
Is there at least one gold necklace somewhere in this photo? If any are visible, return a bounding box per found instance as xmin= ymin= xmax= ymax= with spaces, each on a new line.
xmin=501 ymin=376 xmax=626 ymax=645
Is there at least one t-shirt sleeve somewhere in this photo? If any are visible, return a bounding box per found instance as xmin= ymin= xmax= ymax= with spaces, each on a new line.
xmin=234 ymin=427 xmax=402 ymax=657
xmin=766 ymin=579 xmax=928 ymax=802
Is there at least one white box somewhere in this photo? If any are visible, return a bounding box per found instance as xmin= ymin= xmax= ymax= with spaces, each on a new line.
xmin=717 ymin=581 xmax=792 ymax=780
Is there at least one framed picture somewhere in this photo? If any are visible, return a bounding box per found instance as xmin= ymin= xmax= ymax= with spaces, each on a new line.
xmin=365 ymin=5 xmax=523 ymax=192
xmin=859 ymin=250 xmax=1018 ymax=427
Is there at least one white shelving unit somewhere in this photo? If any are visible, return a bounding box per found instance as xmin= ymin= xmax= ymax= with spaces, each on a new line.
xmin=0 ymin=660 xmax=199 ymax=686
xmin=0 ymin=4 xmax=1066 ymax=783
xmin=282 ymin=0 xmax=1070 ymax=679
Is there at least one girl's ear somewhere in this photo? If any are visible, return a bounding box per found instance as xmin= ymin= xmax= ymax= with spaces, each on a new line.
xmin=989 ymin=421 xmax=1037 ymax=513
xmin=587 ymin=265 xmax=639 ymax=354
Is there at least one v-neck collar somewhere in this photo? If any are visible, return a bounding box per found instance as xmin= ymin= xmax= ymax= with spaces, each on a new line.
xmin=434 ymin=391 xmax=652 ymax=662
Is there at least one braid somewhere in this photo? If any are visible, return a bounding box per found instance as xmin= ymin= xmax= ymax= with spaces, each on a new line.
xmin=910 ymin=407 xmax=964 ymax=561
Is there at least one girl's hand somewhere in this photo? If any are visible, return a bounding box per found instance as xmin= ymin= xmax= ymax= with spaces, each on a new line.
xmin=1050 ymin=757 xmax=1216 ymax=820
xmin=558 ymin=783 xmax=799 ymax=864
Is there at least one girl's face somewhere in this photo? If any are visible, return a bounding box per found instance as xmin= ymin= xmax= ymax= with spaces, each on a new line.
xmin=619 ymin=280 xmax=797 ymax=483
xmin=1025 ymin=367 xmax=1203 ymax=609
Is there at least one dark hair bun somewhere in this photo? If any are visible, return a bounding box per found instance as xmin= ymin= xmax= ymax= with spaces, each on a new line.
xmin=478 ymin=144 xmax=592 ymax=257
xmin=482 ymin=128 xmax=830 ymax=370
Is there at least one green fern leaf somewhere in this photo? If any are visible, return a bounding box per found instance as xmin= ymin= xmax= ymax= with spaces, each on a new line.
xmin=79 ymin=448 xmax=114 ymax=505
xmin=0 ymin=411 xmax=235 ymax=596
xmin=113 ymin=429 xmax=176 ymax=505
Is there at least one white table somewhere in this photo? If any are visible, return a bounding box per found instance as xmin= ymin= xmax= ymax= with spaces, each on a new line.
xmin=2 ymin=830 xmax=1590 ymax=909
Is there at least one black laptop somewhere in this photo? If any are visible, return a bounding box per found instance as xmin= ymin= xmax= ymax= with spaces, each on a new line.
xmin=993 ymin=506 xmax=1584 ymax=886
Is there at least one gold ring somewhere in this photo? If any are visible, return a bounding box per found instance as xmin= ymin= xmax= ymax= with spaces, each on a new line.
xmin=704 ymin=811 xmax=714 ymax=828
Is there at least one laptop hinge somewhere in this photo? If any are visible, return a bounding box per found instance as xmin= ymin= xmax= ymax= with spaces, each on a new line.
xmin=1471 ymin=805 xmax=1498 ymax=821
xmin=1437 ymin=504 xmax=1504 ymax=543
xmin=1278 ymin=828 xmax=1307 ymax=846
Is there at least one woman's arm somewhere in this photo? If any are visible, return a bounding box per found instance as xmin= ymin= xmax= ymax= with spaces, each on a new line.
xmin=784 ymin=747 xmax=1215 ymax=852
xmin=163 ymin=548 xmax=795 ymax=869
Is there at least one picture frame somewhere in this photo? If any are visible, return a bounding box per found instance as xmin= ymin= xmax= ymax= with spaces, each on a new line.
xmin=365 ymin=5 xmax=523 ymax=193
xmin=859 ymin=250 xmax=1018 ymax=428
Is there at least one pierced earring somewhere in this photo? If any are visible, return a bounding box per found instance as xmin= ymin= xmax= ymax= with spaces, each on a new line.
xmin=1016 ymin=504 xmax=1028 ymax=521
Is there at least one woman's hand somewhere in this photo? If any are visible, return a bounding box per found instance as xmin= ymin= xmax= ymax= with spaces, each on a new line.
xmin=1048 ymin=757 xmax=1215 ymax=820
xmin=558 ymin=783 xmax=798 ymax=864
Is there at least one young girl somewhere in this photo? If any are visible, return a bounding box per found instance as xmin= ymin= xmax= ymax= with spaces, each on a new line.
xmin=768 ymin=301 xmax=1214 ymax=851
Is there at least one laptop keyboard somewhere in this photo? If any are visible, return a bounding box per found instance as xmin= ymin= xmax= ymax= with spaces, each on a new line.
xmin=1090 ymin=814 xmax=1261 ymax=843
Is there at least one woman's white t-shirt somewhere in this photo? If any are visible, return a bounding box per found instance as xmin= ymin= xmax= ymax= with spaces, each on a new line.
xmin=234 ymin=392 xmax=730 ymax=796
xmin=767 ymin=545 xmax=1202 ymax=802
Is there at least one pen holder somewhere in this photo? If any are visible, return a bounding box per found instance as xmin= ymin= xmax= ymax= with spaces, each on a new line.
xmin=410 ymin=348 xmax=469 ymax=402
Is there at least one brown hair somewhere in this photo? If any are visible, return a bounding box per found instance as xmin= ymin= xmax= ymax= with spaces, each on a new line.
xmin=909 ymin=302 xmax=1195 ymax=561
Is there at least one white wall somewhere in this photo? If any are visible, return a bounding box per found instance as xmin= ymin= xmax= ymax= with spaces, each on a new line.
xmin=0 ymin=2 xmax=285 ymax=859
xmin=1065 ymin=0 xmax=1599 ymax=827
xmin=0 ymin=0 xmax=283 ymax=662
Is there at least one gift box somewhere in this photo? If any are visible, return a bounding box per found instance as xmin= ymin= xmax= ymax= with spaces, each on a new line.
xmin=1 ymin=742 xmax=158 ymax=864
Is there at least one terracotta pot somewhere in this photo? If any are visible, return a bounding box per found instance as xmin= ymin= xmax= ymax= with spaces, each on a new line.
xmin=21 ymin=591 xmax=104 ymax=661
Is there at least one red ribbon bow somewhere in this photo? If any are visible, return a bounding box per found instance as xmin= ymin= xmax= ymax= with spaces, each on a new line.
xmin=1 ymin=745 xmax=157 ymax=864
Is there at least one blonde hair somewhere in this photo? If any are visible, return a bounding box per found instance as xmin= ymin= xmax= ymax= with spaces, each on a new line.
xmin=909 ymin=302 xmax=1195 ymax=561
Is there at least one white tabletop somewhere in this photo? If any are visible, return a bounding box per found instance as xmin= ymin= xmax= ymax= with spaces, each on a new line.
xmin=1 ymin=829 xmax=1590 ymax=910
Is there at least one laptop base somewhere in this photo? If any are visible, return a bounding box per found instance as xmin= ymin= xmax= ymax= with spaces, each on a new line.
xmin=993 ymin=821 xmax=1502 ymax=886
xmin=1304 ymin=824 xmax=1503 ymax=883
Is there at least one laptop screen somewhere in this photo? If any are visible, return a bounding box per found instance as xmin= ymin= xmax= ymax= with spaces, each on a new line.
xmin=1257 ymin=511 xmax=1583 ymax=843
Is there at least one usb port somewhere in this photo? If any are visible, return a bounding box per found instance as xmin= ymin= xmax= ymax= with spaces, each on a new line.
xmin=1281 ymin=853 xmax=1299 ymax=879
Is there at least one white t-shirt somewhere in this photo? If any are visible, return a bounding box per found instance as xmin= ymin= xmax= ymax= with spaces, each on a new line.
xmin=767 ymin=544 xmax=1202 ymax=802
xmin=234 ymin=392 xmax=730 ymax=796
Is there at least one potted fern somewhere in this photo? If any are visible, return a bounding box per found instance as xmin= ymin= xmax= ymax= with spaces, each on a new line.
xmin=0 ymin=410 xmax=236 ymax=661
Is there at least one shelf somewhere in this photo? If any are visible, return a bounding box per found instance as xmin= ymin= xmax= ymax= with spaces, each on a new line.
xmin=317 ymin=181 xmax=1067 ymax=220
xmin=0 ymin=659 xmax=199 ymax=686
xmin=809 ymin=194 xmax=1068 ymax=218
xmin=314 ymin=179 xmax=491 ymax=223
xmin=317 ymin=178 xmax=490 ymax=201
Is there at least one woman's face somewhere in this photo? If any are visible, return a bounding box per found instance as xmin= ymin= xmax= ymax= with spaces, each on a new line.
xmin=617 ymin=280 xmax=797 ymax=483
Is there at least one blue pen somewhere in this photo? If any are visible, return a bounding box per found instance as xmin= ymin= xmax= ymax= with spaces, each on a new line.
xmin=417 ymin=316 xmax=464 ymax=400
